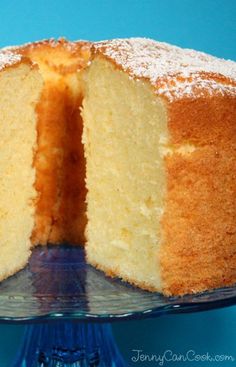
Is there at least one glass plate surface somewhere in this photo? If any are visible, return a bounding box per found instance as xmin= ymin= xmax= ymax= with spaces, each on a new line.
xmin=0 ymin=245 xmax=235 ymax=322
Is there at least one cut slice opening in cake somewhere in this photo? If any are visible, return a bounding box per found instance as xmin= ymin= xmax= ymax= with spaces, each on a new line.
xmin=82 ymin=57 xmax=169 ymax=292
xmin=16 ymin=41 xmax=91 ymax=246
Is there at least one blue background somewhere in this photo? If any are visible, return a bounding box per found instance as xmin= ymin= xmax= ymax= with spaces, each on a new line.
xmin=0 ymin=0 xmax=235 ymax=366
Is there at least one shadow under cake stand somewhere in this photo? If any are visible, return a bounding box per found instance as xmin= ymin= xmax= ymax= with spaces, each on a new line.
xmin=0 ymin=245 xmax=235 ymax=366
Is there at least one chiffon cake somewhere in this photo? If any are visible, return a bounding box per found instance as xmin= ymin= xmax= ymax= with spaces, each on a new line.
xmin=0 ymin=38 xmax=235 ymax=296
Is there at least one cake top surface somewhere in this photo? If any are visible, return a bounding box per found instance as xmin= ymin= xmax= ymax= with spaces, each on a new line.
xmin=4 ymin=38 xmax=90 ymax=55
xmin=0 ymin=51 xmax=24 ymax=72
xmin=94 ymin=38 xmax=236 ymax=101
xmin=3 ymin=38 xmax=91 ymax=76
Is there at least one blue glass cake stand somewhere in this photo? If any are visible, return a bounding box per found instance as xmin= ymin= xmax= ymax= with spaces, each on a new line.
xmin=0 ymin=245 xmax=235 ymax=366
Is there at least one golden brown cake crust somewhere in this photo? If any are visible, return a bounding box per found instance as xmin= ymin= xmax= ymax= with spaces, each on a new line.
xmin=5 ymin=38 xmax=91 ymax=74
xmin=159 ymin=95 xmax=236 ymax=296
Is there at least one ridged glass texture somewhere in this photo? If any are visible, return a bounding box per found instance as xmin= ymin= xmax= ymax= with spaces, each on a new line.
xmin=0 ymin=246 xmax=235 ymax=322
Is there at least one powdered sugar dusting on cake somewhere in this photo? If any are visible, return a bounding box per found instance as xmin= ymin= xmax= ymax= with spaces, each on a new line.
xmin=94 ymin=38 xmax=236 ymax=101
xmin=0 ymin=51 xmax=22 ymax=71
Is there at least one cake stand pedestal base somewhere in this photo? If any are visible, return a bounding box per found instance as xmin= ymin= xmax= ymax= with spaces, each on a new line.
xmin=12 ymin=322 xmax=126 ymax=367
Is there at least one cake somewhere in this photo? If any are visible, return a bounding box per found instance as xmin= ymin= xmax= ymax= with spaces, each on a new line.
xmin=82 ymin=38 xmax=236 ymax=296
xmin=1 ymin=37 xmax=236 ymax=296
xmin=0 ymin=51 xmax=43 ymax=282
